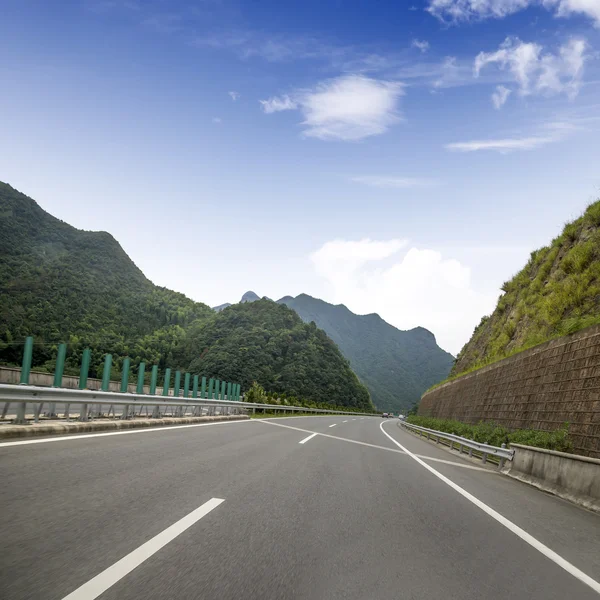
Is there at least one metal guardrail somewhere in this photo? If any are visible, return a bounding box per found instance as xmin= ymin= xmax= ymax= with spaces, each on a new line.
xmin=400 ymin=420 xmax=514 ymax=468
xmin=0 ymin=384 xmax=378 ymax=424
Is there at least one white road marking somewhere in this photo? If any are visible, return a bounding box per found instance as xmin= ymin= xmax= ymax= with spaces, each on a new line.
xmin=299 ymin=433 xmax=318 ymax=445
xmin=329 ymin=424 xmax=337 ymax=428
xmin=0 ymin=419 xmax=253 ymax=448
xmin=61 ymin=498 xmax=225 ymax=600
xmin=342 ymin=420 xmax=348 ymax=423
xmin=258 ymin=420 xmax=493 ymax=472
xmin=379 ymin=422 xmax=600 ymax=595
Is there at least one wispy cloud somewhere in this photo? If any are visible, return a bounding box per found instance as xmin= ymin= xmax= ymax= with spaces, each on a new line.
xmin=445 ymin=121 xmax=577 ymax=152
xmin=259 ymin=95 xmax=297 ymax=113
xmin=212 ymin=117 xmax=222 ymax=124
xmin=475 ymin=37 xmax=589 ymax=100
xmin=260 ymin=75 xmax=404 ymax=141
xmin=427 ymin=0 xmax=600 ymax=27
xmin=228 ymin=91 xmax=240 ymax=101
xmin=350 ymin=175 xmax=437 ymax=188
xmin=192 ymin=30 xmax=348 ymax=63
xmin=491 ymin=84 xmax=511 ymax=109
xmin=412 ymin=39 xmax=430 ymax=53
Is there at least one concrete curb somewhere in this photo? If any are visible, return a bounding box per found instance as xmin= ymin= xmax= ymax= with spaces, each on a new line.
xmin=0 ymin=415 xmax=250 ymax=439
xmin=503 ymin=444 xmax=600 ymax=514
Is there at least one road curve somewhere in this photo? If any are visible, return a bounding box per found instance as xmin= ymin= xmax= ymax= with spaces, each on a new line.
xmin=0 ymin=416 xmax=598 ymax=599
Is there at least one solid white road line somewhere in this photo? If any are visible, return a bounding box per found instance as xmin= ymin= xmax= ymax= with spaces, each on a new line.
xmin=0 ymin=419 xmax=253 ymax=448
xmin=379 ymin=422 xmax=600 ymax=595
xmin=342 ymin=420 xmax=348 ymax=423
xmin=299 ymin=433 xmax=318 ymax=445
xmin=259 ymin=420 xmax=493 ymax=472
xmin=329 ymin=424 xmax=337 ymax=428
xmin=61 ymin=498 xmax=225 ymax=600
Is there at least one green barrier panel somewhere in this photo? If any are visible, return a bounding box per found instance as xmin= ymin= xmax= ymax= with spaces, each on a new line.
xmin=120 ymin=358 xmax=131 ymax=393
xmin=227 ymin=381 xmax=232 ymax=401
xmin=214 ymin=379 xmax=220 ymax=400
xmin=79 ymin=348 xmax=91 ymax=390
xmin=192 ymin=375 xmax=199 ymax=399
xmin=53 ymin=343 xmax=67 ymax=388
xmin=208 ymin=378 xmax=214 ymax=400
xmin=183 ymin=372 xmax=190 ymax=398
xmin=201 ymin=376 xmax=207 ymax=399
xmin=162 ymin=368 xmax=171 ymax=396
xmin=173 ymin=371 xmax=181 ymax=398
xmin=150 ymin=365 xmax=158 ymax=395
xmin=20 ymin=336 xmax=33 ymax=384
xmin=220 ymin=380 xmax=226 ymax=401
xmin=101 ymin=354 xmax=112 ymax=391
xmin=136 ymin=362 xmax=146 ymax=394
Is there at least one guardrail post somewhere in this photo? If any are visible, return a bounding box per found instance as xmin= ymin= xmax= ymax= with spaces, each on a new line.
xmin=19 ymin=336 xmax=34 ymax=385
xmin=173 ymin=371 xmax=181 ymax=399
xmin=120 ymin=358 xmax=130 ymax=393
xmin=201 ymin=376 xmax=207 ymax=398
xmin=15 ymin=401 xmax=27 ymax=424
xmin=183 ymin=373 xmax=190 ymax=399
xmin=499 ymin=444 xmax=507 ymax=469
xmin=101 ymin=354 xmax=112 ymax=392
xmin=150 ymin=365 xmax=158 ymax=395
xmin=79 ymin=348 xmax=91 ymax=390
xmin=482 ymin=442 xmax=489 ymax=464
xmin=136 ymin=362 xmax=146 ymax=394
xmin=208 ymin=378 xmax=214 ymax=400
xmin=192 ymin=375 xmax=199 ymax=399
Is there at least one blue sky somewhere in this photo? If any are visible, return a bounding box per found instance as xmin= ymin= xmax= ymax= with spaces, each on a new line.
xmin=2 ymin=0 xmax=599 ymax=353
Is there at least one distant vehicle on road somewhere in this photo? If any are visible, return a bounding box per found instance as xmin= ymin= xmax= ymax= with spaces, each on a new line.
xmin=382 ymin=412 xmax=389 ymax=418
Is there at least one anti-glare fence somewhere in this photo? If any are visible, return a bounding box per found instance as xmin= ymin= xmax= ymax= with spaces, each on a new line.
xmin=12 ymin=336 xmax=242 ymax=402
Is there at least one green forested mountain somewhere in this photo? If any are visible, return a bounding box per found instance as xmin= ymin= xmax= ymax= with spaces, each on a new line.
xmin=278 ymin=294 xmax=454 ymax=412
xmin=0 ymin=181 xmax=371 ymax=409
xmin=452 ymin=200 xmax=600 ymax=376
xmin=176 ymin=300 xmax=372 ymax=410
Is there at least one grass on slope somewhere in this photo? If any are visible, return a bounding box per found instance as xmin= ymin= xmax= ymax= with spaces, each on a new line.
xmin=435 ymin=200 xmax=600 ymax=387
xmin=406 ymin=415 xmax=573 ymax=452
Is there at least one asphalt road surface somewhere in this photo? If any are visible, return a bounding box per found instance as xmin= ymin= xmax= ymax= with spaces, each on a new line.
xmin=1 ymin=416 xmax=599 ymax=600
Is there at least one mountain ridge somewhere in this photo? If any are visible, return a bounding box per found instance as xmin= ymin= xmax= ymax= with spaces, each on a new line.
xmin=213 ymin=290 xmax=454 ymax=412
xmin=0 ymin=181 xmax=372 ymax=410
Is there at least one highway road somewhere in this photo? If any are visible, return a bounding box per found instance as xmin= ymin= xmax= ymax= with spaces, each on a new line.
xmin=1 ymin=416 xmax=599 ymax=599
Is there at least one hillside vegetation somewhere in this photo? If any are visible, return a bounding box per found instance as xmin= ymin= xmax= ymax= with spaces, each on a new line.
xmin=177 ymin=300 xmax=372 ymax=410
xmin=0 ymin=182 xmax=372 ymax=410
xmin=278 ymin=294 xmax=453 ymax=412
xmin=452 ymin=200 xmax=600 ymax=376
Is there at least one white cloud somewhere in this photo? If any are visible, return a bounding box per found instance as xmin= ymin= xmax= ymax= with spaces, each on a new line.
xmin=445 ymin=122 xmax=576 ymax=152
xmin=228 ymin=91 xmax=240 ymax=101
xmin=259 ymin=95 xmax=297 ymax=113
xmin=350 ymin=175 xmax=436 ymax=188
xmin=491 ymin=84 xmax=512 ymax=108
xmin=310 ymin=239 xmax=497 ymax=354
xmin=427 ymin=0 xmax=600 ymax=26
xmin=446 ymin=135 xmax=555 ymax=152
xmin=212 ymin=117 xmax=222 ymax=124
xmin=412 ymin=39 xmax=430 ymax=53
xmin=475 ymin=37 xmax=588 ymax=100
xmin=261 ymin=75 xmax=404 ymax=141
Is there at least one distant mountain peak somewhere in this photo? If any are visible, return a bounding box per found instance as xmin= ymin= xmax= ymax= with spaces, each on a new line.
xmin=240 ymin=291 xmax=260 ymax=303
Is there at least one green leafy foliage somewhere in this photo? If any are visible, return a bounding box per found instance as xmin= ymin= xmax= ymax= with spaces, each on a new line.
xmin=0 ymin=182 xmax=373 ymax=410
xmin=178 ymin=300 xmax=373 ymax=411
xmin=450 ymin=200 xmax=600 ymax=378
xmin=406 ymin=415 xmax=573 ymax=453
xmin=278 ymin=294 xmax=454 ymax=413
